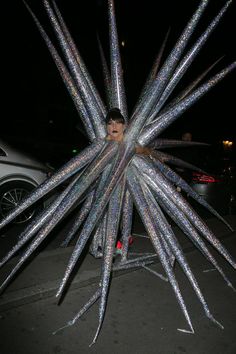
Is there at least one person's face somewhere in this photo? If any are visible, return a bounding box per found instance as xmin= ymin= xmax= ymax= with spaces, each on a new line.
xmin=106 ymin=119 xmax=125 ymax=141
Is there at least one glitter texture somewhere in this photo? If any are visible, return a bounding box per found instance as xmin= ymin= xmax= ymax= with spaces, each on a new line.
xmin=0 ymin=0 xmax=235 ymax=345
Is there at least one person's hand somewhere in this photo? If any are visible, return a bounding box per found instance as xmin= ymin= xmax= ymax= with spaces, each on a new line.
xmin=135 ymin=145 xmax=152 ymax=155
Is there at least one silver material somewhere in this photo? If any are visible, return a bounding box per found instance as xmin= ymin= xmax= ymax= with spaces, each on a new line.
xmin=56 ymin=142 xmax=134 ymax=301
xmin=138 ymin=62 xmax=236 ymax=146
xmin=120 ymin=188 xmax=133 ymax=261
xmin=149 ymin=138 xmax=209 ymax=150
xmin=126 ymin=0 xmax=210 ymax=142
xmin=132 ymin=27 xmax=171 ymax=117
xmin=147 ymin=1 xmax=232 ymax=121
xmin=24 ymin=1 xmax=96 ymax=141
xmin=158 ymin=56 xmax=224 ymax=116
xmin=127 ymin=168 xmax=195 ymax=333
xmin=0 ymin=140 xmax=104 ymax=230
xmin=92 ymin=179 xmax=125 ymax=345
xmin=108 ymin=0 xmax=128 ymax=121
xmin=133 ymin=156 xmax=236 ymax=269
xmin=97 ymin=34 xmax=112 ymax=109
xmin=43 ymin=0 xmax=106 ymax=139
xmin=1 ymin=0 xmax=235 ymax=345
xmin=60 ymin=190 xmax=95 ymax=248
xmin=0 ymin=175 xmax=80 ymax=268
xmin=51 ymin=0 xmax=106 ymax=119
xmin=151 ymin=156 xmax=233 ymax=231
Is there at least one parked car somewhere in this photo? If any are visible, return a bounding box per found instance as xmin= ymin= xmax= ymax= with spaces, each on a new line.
xmin=174 ymin=143 xmax=236 ymax=215
xmin=0 ymin=139 xmax=53 ymax=224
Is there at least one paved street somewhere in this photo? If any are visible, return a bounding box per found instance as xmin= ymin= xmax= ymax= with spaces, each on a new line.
xmin=0 ymin=215 xmax=236 ymax=353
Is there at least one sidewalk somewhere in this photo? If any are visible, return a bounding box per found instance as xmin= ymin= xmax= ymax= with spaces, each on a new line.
xmin=0 ymin=214 xmax=235 ymax=312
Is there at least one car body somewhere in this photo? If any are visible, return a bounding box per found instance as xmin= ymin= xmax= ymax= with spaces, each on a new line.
xmin=191 ymin=164 xmax=235 ymax=215
xmin=174 ymin=143 xmax=236 ymax=216
xmin=0 ymin=139 xmax=52 ymax=224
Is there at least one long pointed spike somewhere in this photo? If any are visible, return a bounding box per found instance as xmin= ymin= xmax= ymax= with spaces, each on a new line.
xmin=51 ymin=0 xmax=106 ymax=118
xmin=52 ymin=288 xmax=101 ymax=335
xmin=89 ymin=214 xmax=107 ymax=258
xmin=159 ymin=56 xmax=224 ymax=115
xmin=22 ymin=0 xmax=96 ymax=141
xmin=138 ymin=62 xmax=236 ymax=146
xmin=140 ymin=179 xmax=225 ymax=323
xmin=120 ymin=188 xmax=133 ymax=261
xmin=43 ymin=0 xmax=106 ymax=139
xmin=134 ymin=156 xmax=236 ymax=269
xmin=152 ymin=150 xmax=208 ymax=174
xmin=159 ymin=195 xmax=234 ymax=289
xmin=97 ymin=33 xmax=112 ymax=109
xmin=2 ymin=143 xmax=116 ymax=290
xmin=142 ymin=265 xmax=168 ymax=282
xmin=126 ymin=0 xmax=210 ymax=142
xmin=149 ymin=138 xmax=209 ymax=150
xmin=108 ymin=0 xmax=128 ymax=121
xmin=0 ymin=176 xmax=79 ymax=268
xmin=0 ymin=141 xmax=104 ymax=230
xmin=141 ymin=168 xmax=233 ymax=286
xmin=151 ymin=156 xmax=233 ymax=231
xmin=89 ymin=166 xmax=114 ymax=256
xmin=115 ymin=259 xmax=155 ymax=271
xmin=54 ymin=145 xmax=123 ymax=289
xmin=56 ymin=144 xmax=129 ymax=300
xmin=127 ymin=169 xmax=194 ymax=333
xmin=133 ymin=27 xmax=171 ymax=114
xmin=89 ymin=180 xmax=126 ymax=344
xmin=148 ymin=1 xmax=232 ymax=119
xmin=60 ymin=190 xmax=95 ymax=248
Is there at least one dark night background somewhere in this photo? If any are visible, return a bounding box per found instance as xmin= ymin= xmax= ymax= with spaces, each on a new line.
xmin=3 ymin=0 xmax=236 ymax=167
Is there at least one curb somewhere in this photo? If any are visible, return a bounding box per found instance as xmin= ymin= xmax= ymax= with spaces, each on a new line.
xmin=0 ymin=253 xmax=156 ymax=312
xmin=0 ymin=221 xmax=235 ymax=312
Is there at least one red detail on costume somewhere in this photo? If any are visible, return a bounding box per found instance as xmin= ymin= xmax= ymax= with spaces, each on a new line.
xmin=116 ymin=236 xmax=134 ymax=250
xmin=116 ymin=240 xmax=123 ymax=249
xmin=128 ymin=236 xmax=134 ymax=245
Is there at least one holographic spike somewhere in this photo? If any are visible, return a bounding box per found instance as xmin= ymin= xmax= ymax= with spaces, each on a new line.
xmin=60 ymin=190 xmax=95 ymax=248
xmin=133 ymin=27 xmax=171 ymax=116
xmin=139 ymin=178 xmax=224 ymax=325
xmin=51 ymin=0 xmax=107 ymax=118
xmin=0 ymin=175 xmax=80 ymax=268
xmin=127 ymin=0 xmax=210 ymax=141
xmin=97 ymin=33 xmax=112 ymax=109
xmin=23 ymin=0 xmax=96 ymax=141
xmin=150 ymin=156 xmax=233 ymax=231
xmin=138 ymin=62 xmax=236 ymax=146
xmin=139 ymin=170 xmax=235 ymax=291
xmin=0 ymin=140 xmax=104 ymax=230
xmin=150 ymin=150 xmax=207 ymax=174
xmin=92 ymin=179 xmax=125 ymax=345
xmin=147 ymin=1 xmax=232 ymax=121
xmin=1 ymin=0 xmax=235 ymax=345
xmin=120 ymin=188 xmax=133 ymax=261
xmin=108 ymin=0 xmax=128 ymax=121
xmin=149 ymin=138 xmax=209 ymax=149
xmin=43 ymin=0 xmax=106 ymax=139
xmin=159 ymin=56 xmax=224 ymax=115
xmin=133 ymin=156 xmax=236 ymax=269
xmin=127 ymin=168 xmax=195 ymax=334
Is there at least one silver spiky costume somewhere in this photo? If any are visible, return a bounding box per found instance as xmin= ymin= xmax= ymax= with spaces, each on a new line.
xmin=0 ymin=0 xmax=235 ymax=345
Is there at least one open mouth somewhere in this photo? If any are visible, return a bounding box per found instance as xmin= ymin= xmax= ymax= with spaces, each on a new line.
xmin=112 ymin=130 xmax=118 ymax=133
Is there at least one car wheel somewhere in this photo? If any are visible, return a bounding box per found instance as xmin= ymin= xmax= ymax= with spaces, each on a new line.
xmin=0 ymin=181 xmax=40 ymax=224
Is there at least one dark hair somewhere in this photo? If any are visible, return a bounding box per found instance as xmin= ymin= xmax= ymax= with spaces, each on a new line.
xmin=105 ymin=108 xmax=125 ymax=124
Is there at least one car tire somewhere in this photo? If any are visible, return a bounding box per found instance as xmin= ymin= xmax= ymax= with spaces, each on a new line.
xmin=0 ymin=181 xmax=41 ymax=224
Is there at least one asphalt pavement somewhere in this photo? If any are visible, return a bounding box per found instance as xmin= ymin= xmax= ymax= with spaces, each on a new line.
xmin=0 ymin=214 xmax=235 ymax=353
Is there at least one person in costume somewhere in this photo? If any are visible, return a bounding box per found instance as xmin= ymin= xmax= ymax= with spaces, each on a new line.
xmin=106 ymin=108 xmax=126 ymax=142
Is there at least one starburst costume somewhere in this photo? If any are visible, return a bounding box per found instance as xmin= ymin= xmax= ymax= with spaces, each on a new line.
xmin=0 ymin=0 xmax=235 ymax=345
